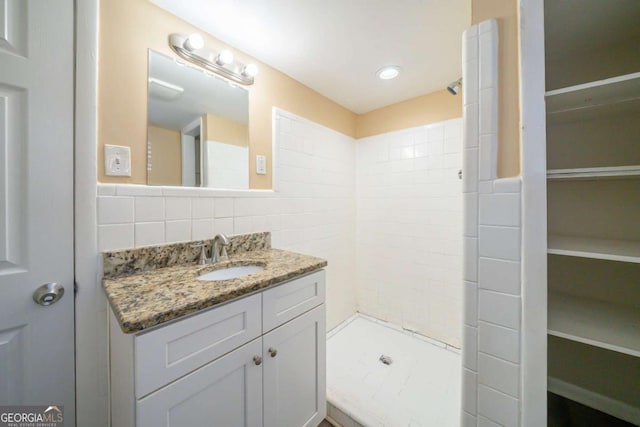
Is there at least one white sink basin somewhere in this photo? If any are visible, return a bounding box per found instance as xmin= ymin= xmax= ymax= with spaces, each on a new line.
xmin=197 ymin=265 xmax=264 ymax=281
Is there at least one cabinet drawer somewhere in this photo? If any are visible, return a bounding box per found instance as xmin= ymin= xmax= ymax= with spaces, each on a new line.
xmin=262 ymin=270 xmax=325 ymax=332
xmin=134 ymin=294 xmax=261 ymax=398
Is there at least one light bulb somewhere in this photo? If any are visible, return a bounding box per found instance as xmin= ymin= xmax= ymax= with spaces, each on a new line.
xmin=216 ymin=49 xmax=234 ymax=65
xmin=242 ymin=63 xmax=259 ymax=77
xmin=183 ymin=33 xmax=204 ymax=52
xmin=376 ymin=66 xmax=401 ymax=80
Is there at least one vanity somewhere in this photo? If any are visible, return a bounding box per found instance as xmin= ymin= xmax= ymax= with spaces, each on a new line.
xmin=103 ymin=233 xmax=327 ymax=427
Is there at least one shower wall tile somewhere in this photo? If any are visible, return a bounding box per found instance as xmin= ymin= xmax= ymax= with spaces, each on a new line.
xmin=462 ymin=19 xmax=523 ymax=426
xmin=463 ymin=237 xmax=478 ymax=282
xmin=463 ymin=104 xmax=479 ymax=148
xmin=479 ymin=193 xmax=520 ymax=227
xmin=464 ymin=193 xmax=478 ymax=237
xmin=479 ymin=257 xmax=521 ymax=295
xmin=493 ymin=177 xmax=521 ymax=193
xmin=464 ymin=281 xmax=478 ymax=327
xmin=477 ymin=415 xmax=502 ymax=427
xmin=478 ymin=226 xmax=521 ymax=261
xmin=355 ymin=118 xmax=463 ymax=347
xmin=462 ymin=21 xmax=482 ymax=424
xmin=478 ymin=385 xmax=519 ymax=427
xmin=463 ymin=148 xmax=479 ymax=193
xmin=478 ymin=353 xmax=520 ymax=398
xmin=462 ymin=412 xmax=477 ymax=427
xmin=478 ymin=321 xmax=520 ymax=365
xmin=463 ymin=325 xmax=478 ymax=370
xmin=478 ymin=133 xmax=498 ymax=182
xmin=97 ymin=109 xmax=357 ymax=331
xmin=478 ymin=290 xmax=520 ymax=330
xmin=463 ymin=369 xmax=478 ymax=414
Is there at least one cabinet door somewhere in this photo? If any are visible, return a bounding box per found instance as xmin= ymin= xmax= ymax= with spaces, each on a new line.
xmin=137 ymin=338 xmax=263 ymax=427
xmin=263 ymin=305 xmax=326 ymax=427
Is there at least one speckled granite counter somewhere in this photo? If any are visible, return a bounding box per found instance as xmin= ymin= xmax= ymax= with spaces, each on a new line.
xmin=103 ymin=233 xmax=327 ymax=334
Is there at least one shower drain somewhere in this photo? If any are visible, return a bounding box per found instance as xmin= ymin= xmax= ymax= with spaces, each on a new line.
xmin=379 ymin=354 xmax=393 ymax=365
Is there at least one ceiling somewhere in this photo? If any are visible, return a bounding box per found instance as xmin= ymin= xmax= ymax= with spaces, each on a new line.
xmin=150 ymin=0 xmax=471 ymax=114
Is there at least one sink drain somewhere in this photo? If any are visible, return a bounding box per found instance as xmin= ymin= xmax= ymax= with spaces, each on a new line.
xmin=379 ymin=354 xmax=393 ymax=365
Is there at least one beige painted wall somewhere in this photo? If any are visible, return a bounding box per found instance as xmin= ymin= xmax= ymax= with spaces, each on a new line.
xmin=98 ymin=0 xmax=356 ymax=188
xmin=472 ymin=0 xmax=520 ymax=178
xmin=356 ymin=90 xmax=462 ymax=138
xmin=147 ymin=125 xmax=182 ymax=185
xmin=203 ymin=114 xmax=249 ymax=148
xmin=99 ymin=0 xmax=518 ymax=184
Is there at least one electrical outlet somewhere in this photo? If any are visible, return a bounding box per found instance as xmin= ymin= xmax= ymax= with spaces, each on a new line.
xmin=256 ymin=155 xmax=267 ymax=175
xmin=105 ymin=144 xmax=131 ymax=177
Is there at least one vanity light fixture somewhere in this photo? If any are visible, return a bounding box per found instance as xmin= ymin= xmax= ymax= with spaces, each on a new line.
xmin=376 ymin=65 xmax=401 ymax=80
xmin=183 ymin=33 xmax=204 ymax=52
xmin=215 ymin=49 xmax=234 ymax=65
xmin=169 ymin=33 xmax=258 ymax=85
xmin=242 ymin=63 xmax=259 ymax=78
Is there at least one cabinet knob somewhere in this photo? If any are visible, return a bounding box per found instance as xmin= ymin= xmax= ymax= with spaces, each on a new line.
xmin=268 ymin=347 xmax=278 ymax=358
xmin=253 ymin=355 xmax=262 ymax=366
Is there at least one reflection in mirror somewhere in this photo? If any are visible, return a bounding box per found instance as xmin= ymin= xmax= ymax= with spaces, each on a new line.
xmin=147 ymin=50 xmax=250 ymax=189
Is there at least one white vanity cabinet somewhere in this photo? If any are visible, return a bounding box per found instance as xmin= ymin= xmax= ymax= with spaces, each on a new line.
xmin=109 ymin=270 xmax=326 ymax=427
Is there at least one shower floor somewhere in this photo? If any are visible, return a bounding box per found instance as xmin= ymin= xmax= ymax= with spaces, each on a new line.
xmin=326 ymin=315 xmax=461 ymax=427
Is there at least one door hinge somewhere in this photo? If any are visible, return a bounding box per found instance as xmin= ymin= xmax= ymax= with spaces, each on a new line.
xmin=74 ymin=281 xmax=79 ymax=295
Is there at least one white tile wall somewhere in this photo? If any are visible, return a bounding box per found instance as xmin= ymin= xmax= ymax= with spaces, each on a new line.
xmin=97 ymin=109 xmax=357 ymax=331
xmin=462 ymin=19 xmax=524 ymax=427
xmin=355 ymin=118 xmax=463 ymax=347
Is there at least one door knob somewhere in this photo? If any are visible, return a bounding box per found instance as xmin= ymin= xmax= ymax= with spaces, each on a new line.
xmin=33 ymin=283 xmax=65 ymax=306
xmin=253 ymin=355 xmax=262 ymax=366
xmin=268 ymin=347 xmax=278 ymax=358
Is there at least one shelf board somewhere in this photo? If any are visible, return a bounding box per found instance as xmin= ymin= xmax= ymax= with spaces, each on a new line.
xmin=548 ymin=235 xmax=640 ymax=263
xmin=547 ymin=165 xmax=640 ymax=180
xmin=548 ymin=292 xmax=640 ymax=357
xmin=546 ymin=72 xmax=640 ymax=116
xmin=548 ymin=377 xmax=640 ymax=425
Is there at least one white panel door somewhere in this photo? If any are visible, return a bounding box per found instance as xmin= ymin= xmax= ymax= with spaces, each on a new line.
xmin=263 ymin=305 xmax=326 ymax=427
xmin=137 ymin=338 xmax=263 ymax=427
xmin=0 ymin=0 xmax=75 ymax=420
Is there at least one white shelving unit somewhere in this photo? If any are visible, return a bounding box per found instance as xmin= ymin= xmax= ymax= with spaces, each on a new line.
xmin=548 ymin=376 xmax=640 ymax=425
xmin=547 ymin=235 xmax=640 ymax=264
xmin=547 ymin=165 xmax=640 ymax=180
xmin=544 ymin=1 xmax=640 ymax=423
xmin=548 ymin=292 xmax=640 ymax=357
xmin=546 ymin=72 xmax=640 ymax=114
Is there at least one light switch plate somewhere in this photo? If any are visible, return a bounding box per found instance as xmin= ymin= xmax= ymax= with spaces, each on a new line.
xmin=105 ymin=144 xmax=131 ymax=177
xmin=256 ymin=155 xmax=267 ymax=175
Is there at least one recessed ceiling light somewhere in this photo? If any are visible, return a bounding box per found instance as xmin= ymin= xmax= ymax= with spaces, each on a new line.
xmin=377 ymin=66 xmax=401 ymax=80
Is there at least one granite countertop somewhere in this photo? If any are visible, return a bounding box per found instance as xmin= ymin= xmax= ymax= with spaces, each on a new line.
xmin=103 ymin=238 xmax=327 ymax=334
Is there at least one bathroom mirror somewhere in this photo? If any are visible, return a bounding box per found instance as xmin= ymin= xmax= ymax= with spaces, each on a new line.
xmin=147 ymin=50 xmax=250 ymax=188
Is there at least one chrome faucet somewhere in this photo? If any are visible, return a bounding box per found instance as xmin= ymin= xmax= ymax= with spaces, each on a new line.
xmin=212 ymin=233 xmax=230 ymax=263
